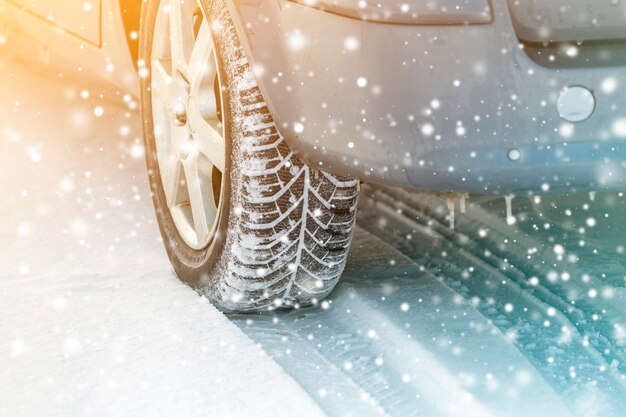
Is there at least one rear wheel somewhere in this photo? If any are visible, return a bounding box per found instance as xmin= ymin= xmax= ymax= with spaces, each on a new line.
xmin=139 ymin=0 xmax=359 ymax=311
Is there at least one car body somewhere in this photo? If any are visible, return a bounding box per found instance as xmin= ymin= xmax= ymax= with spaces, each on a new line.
xmin=3 ymin=0 xmax=625 ymax=196
xmin=0 ymin=0 xmax=139 ymax=93
xmin=231 ymin=0 xmax=626 ymax=195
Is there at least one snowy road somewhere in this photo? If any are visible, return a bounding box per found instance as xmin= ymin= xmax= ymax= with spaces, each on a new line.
xmin=2 ymin=40 xmax=626 ymax=417
xmin=239 ymin=188 xmax=626 ymax=417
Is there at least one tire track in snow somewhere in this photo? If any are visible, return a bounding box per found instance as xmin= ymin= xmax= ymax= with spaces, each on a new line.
xmin=371 ymin=186 xmax=626 ymax=380
xmin=357 ymin=184 xmax=626 ymax=415
xmin=232 ymin=228 xmax=575 ymax=417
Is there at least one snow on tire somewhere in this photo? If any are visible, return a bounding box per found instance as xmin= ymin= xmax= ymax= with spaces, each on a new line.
xmin=210 ymin=3 xmax=359 ymax=311
xmin=140 ymin=0 xmax=359 ymax=312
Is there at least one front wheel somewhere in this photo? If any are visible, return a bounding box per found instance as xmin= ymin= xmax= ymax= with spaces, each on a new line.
xmin=138 ymin=0 xmax=359 ymax=311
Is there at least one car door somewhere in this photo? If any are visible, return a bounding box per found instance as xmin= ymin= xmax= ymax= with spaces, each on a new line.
xmin=11 ymin=0 xmax=101 ymax=46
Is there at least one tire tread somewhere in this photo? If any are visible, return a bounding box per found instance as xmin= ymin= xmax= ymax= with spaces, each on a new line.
xmin=209 ymin=3 xmax=359 ymax=310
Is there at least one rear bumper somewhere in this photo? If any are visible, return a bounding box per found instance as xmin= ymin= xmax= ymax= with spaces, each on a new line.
xmin=229 ymin=0 xmax=626 ymax=195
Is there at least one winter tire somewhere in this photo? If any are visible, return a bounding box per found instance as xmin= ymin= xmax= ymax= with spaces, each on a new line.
xmin=139 ymin=0 xmax=360 ymax=312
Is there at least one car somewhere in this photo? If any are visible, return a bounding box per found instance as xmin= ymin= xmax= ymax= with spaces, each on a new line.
xmin=2 ymin=0 xmax=625 ymax=311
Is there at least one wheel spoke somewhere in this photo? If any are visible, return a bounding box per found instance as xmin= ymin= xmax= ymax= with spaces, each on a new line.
xmin=182 ymin=149 xmax=213 ymax=243
xmin=151 ymin=60 xmax=173 ymax=106
xmin=187 ymin=97 xmax=225 ymax=172
xmin=187 ymin=21 xmax=216 ymax=94
xmin=168 ymin=0 xmax=194 ymax=71
xmin=162 ymin=156 xmax=183 ymax=208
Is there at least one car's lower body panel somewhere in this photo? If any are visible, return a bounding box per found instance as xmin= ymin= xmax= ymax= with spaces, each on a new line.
xmin=229 ymin=0 xmax=626 ymax=195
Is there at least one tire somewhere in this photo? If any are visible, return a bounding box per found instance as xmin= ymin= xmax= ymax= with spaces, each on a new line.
xmin=139 ymin=0 xmax=360 ymax=312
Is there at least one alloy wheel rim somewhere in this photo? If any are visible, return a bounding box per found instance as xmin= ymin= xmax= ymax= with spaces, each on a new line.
xmin=150 ymin=0 xmax=225 ymax=250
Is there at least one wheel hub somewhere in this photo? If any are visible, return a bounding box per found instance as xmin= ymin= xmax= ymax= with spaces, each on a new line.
xmin=172 ymin=100 xmax=187 ymax=126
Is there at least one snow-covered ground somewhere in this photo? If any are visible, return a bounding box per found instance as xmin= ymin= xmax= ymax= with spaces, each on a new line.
xmin=2 ymin=35 xmax=626 ymax=417
xmin=0 ymin=49 xmax=325 ymax=417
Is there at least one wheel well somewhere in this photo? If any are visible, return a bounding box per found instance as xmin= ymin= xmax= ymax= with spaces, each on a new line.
xmin=119 ymin=0 xmax=142 ymax=66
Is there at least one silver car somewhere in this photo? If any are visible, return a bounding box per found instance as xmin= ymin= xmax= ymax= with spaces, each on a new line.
xmin=3 ymin=0 xmax=625 ymax=311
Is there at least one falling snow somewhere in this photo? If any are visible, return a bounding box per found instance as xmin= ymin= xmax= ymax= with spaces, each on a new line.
xmin=2 ymin=3 xmax=626 ymax=417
